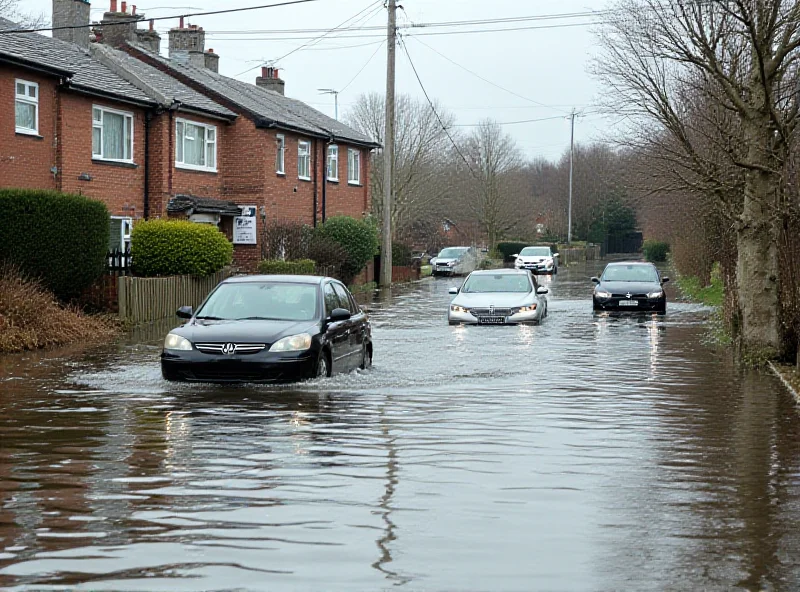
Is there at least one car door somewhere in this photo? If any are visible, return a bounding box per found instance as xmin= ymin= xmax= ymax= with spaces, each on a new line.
xmin=323 ymin=282 xmax=351 ymax=374
xmin=332 ymin=282 xmax=361 ymax=371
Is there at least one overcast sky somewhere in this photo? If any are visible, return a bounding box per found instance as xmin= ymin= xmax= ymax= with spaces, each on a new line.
xmin=26 ymin=0 xmax=613 ymax=162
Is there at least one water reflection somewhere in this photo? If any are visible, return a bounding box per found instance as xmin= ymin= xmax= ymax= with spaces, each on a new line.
xmin=1 ymin=263 xmax=798 ymax=591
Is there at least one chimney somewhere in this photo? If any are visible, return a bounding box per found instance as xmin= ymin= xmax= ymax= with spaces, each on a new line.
xmin=52 ymin=0 xmax=91 ymax=48
xmin=256 ymin=67 xmax=285 ymax=95
xmin=169 ymin=21 xmax=206 ymax=65
xmin=100 ymin=0 xmax=145 ymax=48
xmin=135 ymin=18 xmax=161 ymax=54
xmin=204 ymin=48 xmax=219 ymax=73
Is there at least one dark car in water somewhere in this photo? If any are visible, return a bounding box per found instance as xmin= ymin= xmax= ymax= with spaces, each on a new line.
xmin=592 ymin=262 xmax=669 ymax=313
xmin=161 ymin=275 xmax=372 ymax=383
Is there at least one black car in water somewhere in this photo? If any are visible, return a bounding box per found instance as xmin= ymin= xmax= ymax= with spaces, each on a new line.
xmin=592 ymin=262 xmax=669 ymax=313
xmin=161 ymin=275 xmax=372 ymax=383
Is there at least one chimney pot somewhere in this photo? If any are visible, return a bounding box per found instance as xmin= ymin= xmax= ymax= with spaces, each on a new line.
xmin=149 ymin=19 xmax=154 ymax=31
xmin=262 ymin=66 xmax=268 ymax=78
xmin=121 ymin=1 xmax=127 ymax=13
xmin=208 ymin=48 xmax=214 ymax=53
xmin=110 ymin=0 xmax=118 ymax=12
xmin=132 ymin=5 xmax=136 ymax=15
xmin=179 ymin=16 xmax=184 ymax=28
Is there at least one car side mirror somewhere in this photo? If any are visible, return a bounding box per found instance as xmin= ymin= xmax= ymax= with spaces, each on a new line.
xmin=591 ymin=277 xmax=600 ymax=284
xmin=553 ymin=253 xmax=559 ymax=257
xmin=177 ymin=306 xmax=193 ymax=319
xmin=537 ymin=287 xmax=549 ymax=295
xmin=512 ymin=254 xmax=519 ymax=258
xmin=662 ymin=277 xmax=670 ymax=284
xmin=449 ymin=287 xmax=459 ymax=295
xmin=329 ymin=308 xmax=351 ymax=322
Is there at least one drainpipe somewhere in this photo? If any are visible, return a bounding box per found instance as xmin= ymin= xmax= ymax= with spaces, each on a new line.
xmin=313 ymin=138 xmax=319 ymax=227
xmin=321 ymin=139 xmax=328 ymax=223
xmin=144 ymin=111 xmax=151 ymax=219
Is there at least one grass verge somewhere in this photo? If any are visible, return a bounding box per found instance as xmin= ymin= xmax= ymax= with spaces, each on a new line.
xmin=0 ymin=266 xmax=118 ymax=354
xmin=675 ymin=264 xmax=724 ymax=307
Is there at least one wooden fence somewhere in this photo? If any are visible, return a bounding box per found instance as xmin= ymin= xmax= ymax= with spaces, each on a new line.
xmin=118 ymin=270 xmax=231 ymax=324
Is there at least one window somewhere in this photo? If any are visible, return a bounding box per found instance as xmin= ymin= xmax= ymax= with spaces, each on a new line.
xmin=298 ymin=140 xmax=311 ymax=180
xmin=109 ymin=216 xmax=133 ymax=251
xmin=15 ymin=80 xmax=38 ymax=135
xmin=276 ymin=134 xmax=285 ymax=174
xmin=323 ymin=283 xmax=339 ymax=317
xmin=348 ymin=148 xmax=361 ymax=185
xmin=332 ymin=282 xmax=359 ymax=314
xmin=92 ymin=106 xmax=133 ymax=162
xmin=327 ymin=145 xmax=339 ymax=181
xmin=176 ymin=119 xmax=217 ymax=171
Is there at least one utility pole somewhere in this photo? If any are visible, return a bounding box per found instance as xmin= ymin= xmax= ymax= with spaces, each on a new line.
xmin=567 ymin=108 xmax=576 ymax=245
xmin=318 ymin=88 xmax=339 ymax=121
xmin=379 ymin=0 xmax=397 ymax=288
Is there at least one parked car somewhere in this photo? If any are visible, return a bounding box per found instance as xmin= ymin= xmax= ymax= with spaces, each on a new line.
xmin=513 ymin=246 xmax=558 ymax=274
xmin=448 ymin=269 xmax=549 ymax=325
xmin=592 ymin=262 xmax=669 ymax=313
xmin=161 ymin=275 xmax=372 ymax=383
xmin=431 ymin=246 xmax=478 ymax=276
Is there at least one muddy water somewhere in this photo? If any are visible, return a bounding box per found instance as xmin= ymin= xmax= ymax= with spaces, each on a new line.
xmin=1 ymin=262 xmax=799 ymax=591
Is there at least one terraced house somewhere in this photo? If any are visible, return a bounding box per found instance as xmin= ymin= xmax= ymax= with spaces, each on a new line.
xmin=0 ymin=0 xmax=378 ymax=269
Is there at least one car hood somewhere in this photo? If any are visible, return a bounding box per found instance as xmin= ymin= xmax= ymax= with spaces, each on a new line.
xmin=171 ymin=319 xmax=319 ymax=345
xmin=453 ymin=292 xmax=535 ymax=307
xmin=435 ymin=258 xmax=460 ymax=264
xmin=597 ymin=281 xmax=661 ymax=294
xmin=518 ymin=256 xmax=551 ymax=262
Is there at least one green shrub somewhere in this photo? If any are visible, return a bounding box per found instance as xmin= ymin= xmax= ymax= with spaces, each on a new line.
xmin=314 ymin=216 xmax=379 ymax=282
xmin=391 ymin=242 xmax=414 ymax=266
xmin=131 ymin=220 xmax=232 ymax=277
xmin=643 ymin=240 xmax=670 ymax=263
xmin=496 ymin=242 xmax=531 ymax=261
xmin=306 ymin=235 xmax=347 ymax=278
xmin=258 ymin=259 xmax=316 ymax=275
xmin=0 ymin=189 xmax=109 ymax=301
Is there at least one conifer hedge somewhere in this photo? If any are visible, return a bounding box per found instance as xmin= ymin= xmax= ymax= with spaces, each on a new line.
xmin=0 ymin=189 xmax=109 ymax=300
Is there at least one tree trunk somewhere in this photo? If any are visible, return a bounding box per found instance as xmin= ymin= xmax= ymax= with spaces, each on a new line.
xmin=736 ymin=149 xmax=781 ymax=352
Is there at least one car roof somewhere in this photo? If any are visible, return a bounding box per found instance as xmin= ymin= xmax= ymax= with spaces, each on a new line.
xmin=468 ymin=269 xmax=530 ymax=275
xmin=222 ymin=275 xmax=329 ymax=285
xmin=604 ymin=261 xmax=654 ymax=267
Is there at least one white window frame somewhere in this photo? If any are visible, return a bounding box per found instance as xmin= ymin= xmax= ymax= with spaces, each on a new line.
xmin=276 ymin=134 xmax=286 ymax=175
xmin=348 ymin=148 xmax=361 ymax=185
xmin=298 ymin=140 xmax=311 ymax=181
xmin=175 ymin=118 xmax=217 ymax=172
xmin=327 ymin=145 xmax=339 ymax=181
xmin=15 ymin=79 xmax=39 ymax=135
xmin=110 ymin=216 xmax=133 ymax=251
xmin=92 ymin=105 xmax=134 ymax=163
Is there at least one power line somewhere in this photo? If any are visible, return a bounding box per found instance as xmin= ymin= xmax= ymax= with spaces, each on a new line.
xmin=0 ymin=0 xmax=328 ymax=34
xmin=340 ymin=39 xmax=386 ymax=93
xmin=453 ymin=115 xmax=566 ymax=127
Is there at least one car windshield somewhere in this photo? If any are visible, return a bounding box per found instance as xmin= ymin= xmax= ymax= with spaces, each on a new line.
xmin=462 ymin=274 xmax=531 ymax=293
xmin=196 ymin=282 xmax=319 ymax=321
xmin=602 ymin=265 xmax=659 ymax=283
xmin=438 ymin=248 xmax=466 ymax=259
xmin=520 ymin=247 xmax=550 ymax=257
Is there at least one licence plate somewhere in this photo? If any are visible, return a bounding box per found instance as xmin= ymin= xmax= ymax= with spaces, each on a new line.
xmin=618 ymin=300 xmax=638 ymax=307
xmin=478 ymin=317 xmax=506 ymax=324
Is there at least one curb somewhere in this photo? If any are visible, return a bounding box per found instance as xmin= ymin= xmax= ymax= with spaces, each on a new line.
xmin=769 ymin=361 xmax=800 ymax=405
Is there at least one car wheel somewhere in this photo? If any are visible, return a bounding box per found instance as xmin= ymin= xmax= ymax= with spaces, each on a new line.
xmin=359 ymin=343 xmax=372 ymax=370
xmin=316 ymin=352 xmax=330 ymax=378
xmin=592 ymin=298 xmax=602 ymax=312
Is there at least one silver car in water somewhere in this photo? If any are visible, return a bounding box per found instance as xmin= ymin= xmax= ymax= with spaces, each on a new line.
xmin=431 ymin=246 xmax=477 ymax=276
xmin=448 ymin=269 xmax=549 ymax=325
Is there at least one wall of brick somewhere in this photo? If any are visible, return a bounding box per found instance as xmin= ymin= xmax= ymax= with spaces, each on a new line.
xmin=0 ymin=67 xmax=59 ymax=191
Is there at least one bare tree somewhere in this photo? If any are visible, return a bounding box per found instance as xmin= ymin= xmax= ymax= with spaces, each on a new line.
xmin=0 ymin=0 xmax=46 ymax=28
xmin=458 ymin=120 xmax=525 ymax=250
xmin=596 ymin=0 xmax=800 ymax=353
xmin=346 ymin=92 xmax=457 ymax=238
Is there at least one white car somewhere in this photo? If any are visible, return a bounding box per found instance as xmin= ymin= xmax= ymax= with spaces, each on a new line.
xmin=513 ymin=246 xmax=558 ymax=275
xmin=431 ymin=246 xmax=477 ymax=276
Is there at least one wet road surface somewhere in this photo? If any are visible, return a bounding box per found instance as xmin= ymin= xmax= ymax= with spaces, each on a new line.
xmin=2 ymin=261 xmax=800 ymax=591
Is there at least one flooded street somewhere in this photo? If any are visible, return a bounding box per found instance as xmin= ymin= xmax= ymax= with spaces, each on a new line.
xmin=2 ymin=261 xmax=800 ymax=591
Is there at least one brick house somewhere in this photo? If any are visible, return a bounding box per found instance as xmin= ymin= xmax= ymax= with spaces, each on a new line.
xmin=0 ymin=0 xmax=379 ymax=270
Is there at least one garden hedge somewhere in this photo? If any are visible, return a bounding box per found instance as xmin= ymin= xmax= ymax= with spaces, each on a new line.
xmin=258 ymin=259 xmax=316 ymax=275
xmin=643 ymin=240 xmax=670 ymax=263
xmin=0 ymin=189 xmax=109 ymax=300
xmin=131 ymin=219 xmax=233 ymax=277
xmin=496 ymin=242 xmax=532 ymax=261
xmin=315 ymin=216 xmax=379 ymax=281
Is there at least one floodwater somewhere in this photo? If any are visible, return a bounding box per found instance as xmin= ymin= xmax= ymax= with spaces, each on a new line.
xmin=1 ymin=261 xmax=800 ymax=592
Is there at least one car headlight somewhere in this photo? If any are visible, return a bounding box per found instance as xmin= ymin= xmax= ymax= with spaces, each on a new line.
xmin=450 ymin=305 xmax=470 ymax=314
xmin=595 ymin=290 xmax=612 ymax=299
xmin=164 ymin=333 xmax=192 ymax=351
xmin=648 ymin=291 xmax=664 ymax=299
xmin=269 ymin=333 xmax=312 ymax=352
xmin=515 ymin=304 xmax=538 ymax=313
xmin=449 ymin=260 xmax=458 ymax=266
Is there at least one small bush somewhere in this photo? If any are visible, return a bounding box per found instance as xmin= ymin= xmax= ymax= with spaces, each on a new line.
xmin=0 ymin=266 xmax=117 ymax=353
xmin=258 ymin=259 xmax=316 ymax=275
xmin=261 ymin=221 xmax=313 ymax=261
xmin=643 ymin=240 xmax=670 ymax=263
xmin=131 ymin=220 xmax=233 ymax=277
xmin=0 ymin=188 xmax=109 ymax=301
xmin=314 ymin=216 xmax=379 ymax=282
xmin=306 ymin=235 xmax=347 ymax=278
xmin=496 ymin=242 xmax=531 ymax=261
xmin=391 ymin=242 xmax=414 ymax=266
